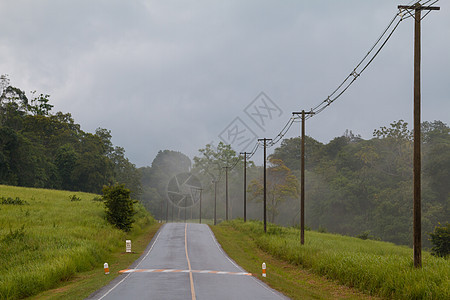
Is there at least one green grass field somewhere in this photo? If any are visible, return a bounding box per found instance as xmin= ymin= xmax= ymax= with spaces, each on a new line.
xmin=0 ymin=185 xmax=155 ymax=300
xmin=217 ymin=220 xmax=449 ymax=299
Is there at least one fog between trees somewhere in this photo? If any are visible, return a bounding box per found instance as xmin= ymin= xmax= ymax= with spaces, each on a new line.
xmin=2 ymin=76 xmax=447 ymax=248
xmin=139 ymin=121 xmax=449 ymax=248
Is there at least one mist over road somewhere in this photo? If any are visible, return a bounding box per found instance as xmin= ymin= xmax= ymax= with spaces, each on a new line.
xmin=88 ymin=223 xmax=287 ymax=299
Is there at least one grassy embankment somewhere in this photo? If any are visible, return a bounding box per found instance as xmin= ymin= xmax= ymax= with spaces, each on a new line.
xmin=0 ymin=185 xmax=161 ymax=300
xmin=212 ymin=220 xmax=449 ymax=300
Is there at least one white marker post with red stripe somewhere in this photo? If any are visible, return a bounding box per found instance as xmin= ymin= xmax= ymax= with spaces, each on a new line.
xmin=262 ymin=262 xmax=266 ymax=277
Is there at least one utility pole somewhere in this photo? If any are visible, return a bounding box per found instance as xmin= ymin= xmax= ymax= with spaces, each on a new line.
xmin=213 ymin=180 xmax=218 ymax=225
xmin=258 ymin=138 xmax=272 ymax=233
xmin=240 ymin=152 xmax=249 ymax=222
xmin=398 ymin=2 xmax=439 ymax=268
xmin=223 ymin=166 xmax=229 ymax=221
xmin=165 ymin=199 xmax=169 ymax=223
xmin=198 ymin=188 xmax=203 ymax=224
xmin=293 ymin=110 xmax=315 ymax=245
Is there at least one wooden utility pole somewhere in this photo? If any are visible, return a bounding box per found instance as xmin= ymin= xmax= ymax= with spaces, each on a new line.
xmin=398 ymin=2 xmax=439 ymax=268
xmin=165 ymin=200 xmax=168 ymax=223
xmin=258 ymin=138 xmax=272 ymax=233
xmin=213 ymin=180 xmax=218 ymax=225
xmin=240 ymin=152 xmax=250 ymax=222
xmin=198 ymin=188 xmax=203 ymax=224
xmin=223 ymin=166 xmax=229 ymax=221
xmin=293 ymin=110 xmax=314 ymax=245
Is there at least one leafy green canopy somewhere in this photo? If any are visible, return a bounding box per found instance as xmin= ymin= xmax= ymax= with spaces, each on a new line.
xmin=271 ymin=120 xmax=449 ymax=247
xmin=430 ymin=222 xmax=450 ymax=257
xmin=103 ymin=184 xmax=136 ymax=231
xmin=0 ymin=75 xmax=141 ymax=195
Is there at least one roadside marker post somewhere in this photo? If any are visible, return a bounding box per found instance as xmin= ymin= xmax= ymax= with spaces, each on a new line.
xmin=262 ymin=262 xmax=266 ymax=277
xmin=126 ymin=240 xmax=131 ymax=253
xmin=104 ymin=263 xmax=110 ymax=275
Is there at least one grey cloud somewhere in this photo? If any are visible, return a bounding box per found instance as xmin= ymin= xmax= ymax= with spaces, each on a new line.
xmin=0 ymin=0 xmax=448 ymax=166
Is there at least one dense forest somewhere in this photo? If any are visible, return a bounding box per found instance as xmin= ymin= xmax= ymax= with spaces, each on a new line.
xmin=2 ymin=75 xmax=448 ymax=248
xmin=0 ymin=75 xmax=141 ymax=195
xmin=271 ymin=122 xmax=449 ymax=247
xmin=140 ymin=123 xmax=449 ymax=248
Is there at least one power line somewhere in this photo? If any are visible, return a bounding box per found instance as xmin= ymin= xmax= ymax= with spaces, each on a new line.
xmin=268 ymin=117 xmax=296 ymax=147
xmin=306 ymin=12 xmax=404 ymax=121
xmin=218 ymin=3 xmax=425 ymax=167
xmin=249 ymin=6 xmax=408 ymax=152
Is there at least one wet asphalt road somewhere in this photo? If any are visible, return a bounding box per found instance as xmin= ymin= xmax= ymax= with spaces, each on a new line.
xmin=87 ymin=223 xmax=288 ymax=300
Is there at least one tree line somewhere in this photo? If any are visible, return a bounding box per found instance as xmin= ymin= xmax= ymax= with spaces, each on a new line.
xmin=0 ymin=75 xmax=140 ymax=195
xmin=139 ymin=121 xmax=448 ymax=248
xmin=270 ymin=120 xmax=449 ymax=247
xmin=3 ymin=75 xmax=447 ymax=248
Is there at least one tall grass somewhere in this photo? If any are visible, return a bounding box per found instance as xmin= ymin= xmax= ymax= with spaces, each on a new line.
xmin=0 ymin=185 xmax=154 ymax=299
xmin=226 ymin=220 xmax=449 ymax=299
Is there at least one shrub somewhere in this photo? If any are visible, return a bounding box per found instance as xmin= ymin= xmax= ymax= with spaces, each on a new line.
xmin=102 ymin=184 xmax=135 ymax=232
xmin=69 ymin=195 xmax=81 ymax=202
xmin=429 ymin=222 xmax=450 ymax=257
xmin=91 ymin=196 xmax=103 ymax=202
xmin=356 ymin=230 xmax=380 ymax=241
xmin=0 ymin=196 xmax=29 ymax=205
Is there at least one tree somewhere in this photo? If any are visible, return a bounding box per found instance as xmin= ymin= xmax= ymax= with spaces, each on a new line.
xmin=27 ymin=91 xmax=53 ymax=116
xmin=271 ymin=136 xmax=324 ymax=171
xmin=193 ymin=143 xmax=225 ymax=181
xmin=111 ymin=146 xmax=142 ymax=198
xmin=423 ymin=121 xmax=450 ymax=203
xmin=0 ymin=77 xmax=28 ymax=131
xmin=103 ymin=184 xmax=136 ymax=232
xmin=0 ymin=75 xmax=138 ymax=193
xmin=71 ymin=133 xmax=114 ymax=193
xmin=138 ymin=150 xmax=191 ymax=219
xmin=249 ymin=157 xmax=299 ymax=222
xmin=55 ymin=144 xmax=78 ymax=190
xmin=193 ymin=142 xmax=249 ymax=219
xmin=429 ymin=222 xmax=450 ymax=257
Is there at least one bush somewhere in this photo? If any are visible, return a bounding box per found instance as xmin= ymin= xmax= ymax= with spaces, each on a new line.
xmin=102 ymin=184 xmax=135 ymax=232
xmin=356 ymin=230 xmax=380 ymax=241
xmin=91 ymin=196 xmax=103 ymax=202
xmin=429 ymin=222 xmax=450 ymax=257
xmin=0 ymin=196 xmax=29 ymax=205
xmin=69 ymin=195 xmax=81 ymax=201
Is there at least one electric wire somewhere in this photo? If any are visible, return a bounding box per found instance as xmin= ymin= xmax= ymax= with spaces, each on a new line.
xmin=307 ymin=12 xmax=403 ymax=121
xmin=421 ymin=0 xmax=439 ymax=20
xmin=234 ymin=9 xmax=406 ymax=159
xmin=219 ymin=1 xmax=437 ymax=165
xmin=268 ymin=117 xmax=296 ymax=147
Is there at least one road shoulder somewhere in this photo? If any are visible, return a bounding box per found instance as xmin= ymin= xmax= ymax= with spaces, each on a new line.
xmin=211 ymin=224 xmax=380 ymax=300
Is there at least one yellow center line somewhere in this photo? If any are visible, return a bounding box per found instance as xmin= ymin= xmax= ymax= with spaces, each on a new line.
xmin=185 ymin=223 xmax=196 ymax=300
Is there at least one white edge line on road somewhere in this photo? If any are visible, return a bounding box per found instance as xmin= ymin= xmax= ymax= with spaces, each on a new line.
xmin=96 ymin=225 xmax=164 ymax=300
xmin=207 ymin=225 xmax=288 ymax=300
xmin=206 ymin=225 xmax=245 ymax=272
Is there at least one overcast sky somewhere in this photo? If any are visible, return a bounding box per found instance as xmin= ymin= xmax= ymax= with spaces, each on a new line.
xmin=1 ymin=0 xmax=448 ymax=167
